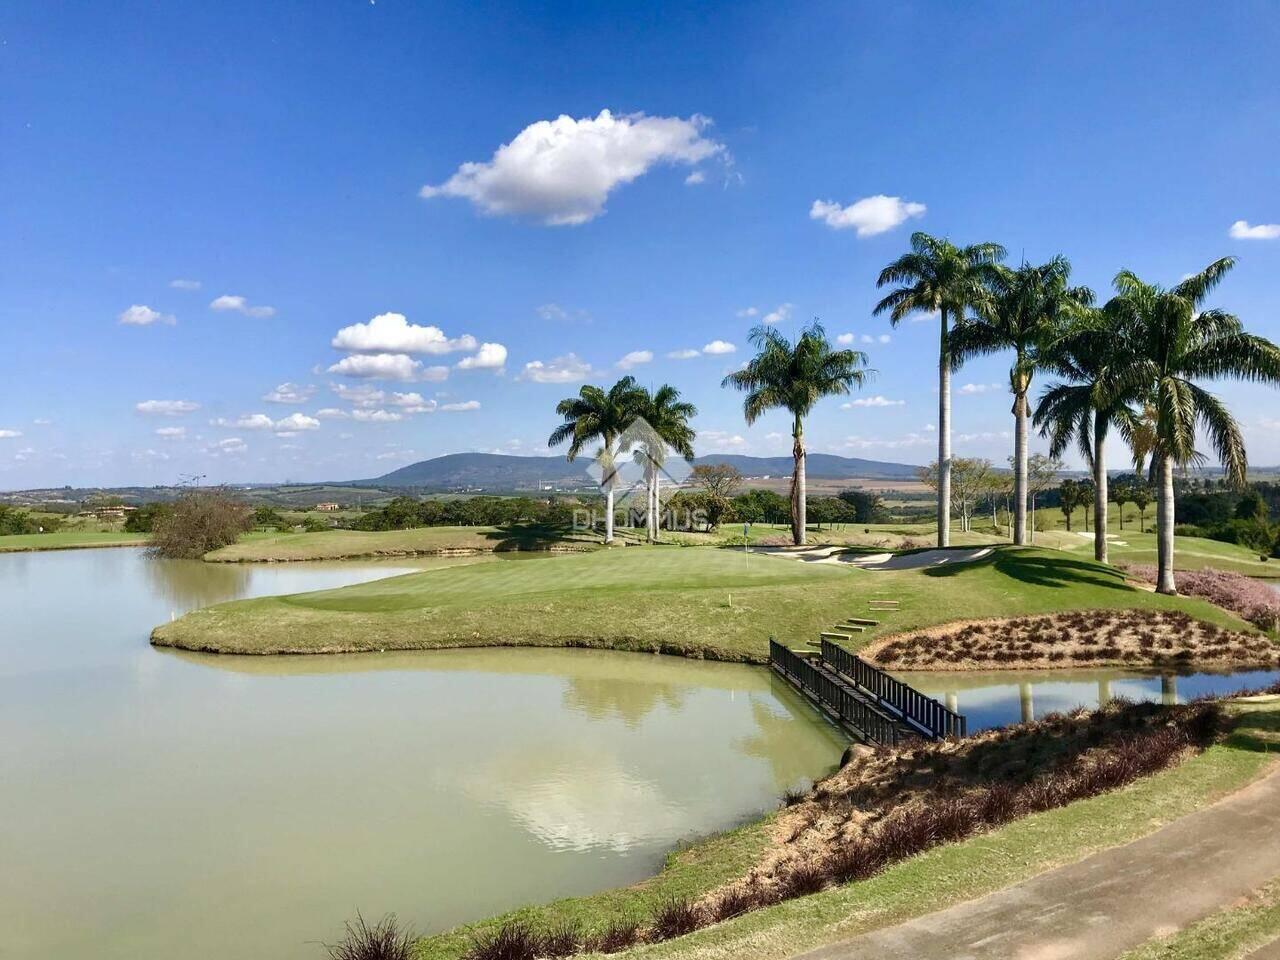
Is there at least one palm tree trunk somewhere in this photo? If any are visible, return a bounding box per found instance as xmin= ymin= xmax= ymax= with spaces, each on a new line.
xmin=650 ymin=467 xmax=660 ymax=543
xmin=604 ymin=485 xmax=615 ymax=543
xmin=1156 ymin=454 xmax=1177 ymax=594
xmin=1093 ymin=415 xmax=1108 ymax=564
xmin=792 ymin=414 xmax=807 ymax=546
xmin=1013 ymin=390 xmax=1028 ymax=546
xmin=937 ymin=308 xmax=951 ymax=548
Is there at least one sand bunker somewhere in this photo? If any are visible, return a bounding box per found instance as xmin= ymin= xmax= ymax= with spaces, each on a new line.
xmin=757 ymin=545 xmax=993 ymax=570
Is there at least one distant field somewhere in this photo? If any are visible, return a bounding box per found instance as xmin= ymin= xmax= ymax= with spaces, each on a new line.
xmin=0 ymin=531 xmax=147 ymax=552
xmin=739 ymin=476 xmax=931 ymax=495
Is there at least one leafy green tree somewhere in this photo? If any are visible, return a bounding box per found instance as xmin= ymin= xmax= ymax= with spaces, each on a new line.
xmin=1236 ymin=490 xmax=1270 ymax=523
xmin=723 ymin=322 xmax=872 ymax=545
xmin=951 ymin=257 xmax=1094 ymax=546
xmin=874 ymin=232 xmax=1006 ymax=547
xmin=124 ymin=502 xmax=170 ymax=533
xmin=1058 ymin=478 xmax=1084 ymax=531
xmin=149 ymin=487 xmax=251 ymax=559
xmin=1104 ymin=257 xmax=1280 ymax=593
xmin=1131 ymin=481 xmax=1153 ymax=533
xmin=836 ymin=488 xmax=889 ymax=524
xmin=548 ymin=376 xmax=646 ymax=544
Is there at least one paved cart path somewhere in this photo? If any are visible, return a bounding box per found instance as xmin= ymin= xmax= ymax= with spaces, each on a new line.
xmin=798 ymin=765 xmax=1280 ymax=960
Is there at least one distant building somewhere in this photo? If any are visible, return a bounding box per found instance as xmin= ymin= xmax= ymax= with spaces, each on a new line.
xmin=315 ymin=502 xmax=341 ymax=511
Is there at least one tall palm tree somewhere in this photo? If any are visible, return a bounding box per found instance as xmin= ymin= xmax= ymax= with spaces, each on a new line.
xmin=874 ymin=232 xmax=1006 ymax=547
xmin=723 ymin=322 xmax=872 ymax=545
xmin=628 ymin=384 xmax=697 ymax=542
xmin=951 ymin=257 xmax=1094 ymax=545
xmin=548 ymin=376 xmax=645 ymax=544
xmin=1033 ymin=306 xmax=1136 ymax=564
xmin=1103 ymin=257 xmax=1280 ymax=593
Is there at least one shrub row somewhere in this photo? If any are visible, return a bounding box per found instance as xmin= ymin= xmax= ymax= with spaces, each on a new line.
xmin=1121 ymin=565 xmax=1280 ymax=633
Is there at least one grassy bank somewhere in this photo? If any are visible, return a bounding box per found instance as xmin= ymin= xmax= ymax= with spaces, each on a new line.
xmin=416 ymin=698 xmax=1280 ymax=960
xmin=0 ymin=530 xmax=148 ymax=552
xmin=152 ymin=546 xmax=1256 ymax=657
xmin=203 ymin=523 xmax=601 ymax=561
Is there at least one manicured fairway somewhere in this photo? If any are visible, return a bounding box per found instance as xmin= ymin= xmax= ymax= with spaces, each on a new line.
xmin=0 ymin=531 xmax=148 ymax=552
xmin=152 ymin=545 xmax=1259 ymax=657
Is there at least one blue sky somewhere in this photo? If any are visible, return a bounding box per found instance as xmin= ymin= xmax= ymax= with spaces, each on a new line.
xmin=3 ymin=1 xmax=1279 ymax=488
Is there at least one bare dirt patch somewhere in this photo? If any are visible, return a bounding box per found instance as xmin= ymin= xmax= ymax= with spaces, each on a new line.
xmin=863 ymin=609 xmax=1280 ymax=671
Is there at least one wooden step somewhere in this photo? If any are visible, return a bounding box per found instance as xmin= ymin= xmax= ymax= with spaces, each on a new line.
xmin=844 ymin=617 xmax=879 ymax=626
xmin=820 ymin=631 xmax=855 ymax=642
xmin=836 ymin=622 xmax=867 ymax=633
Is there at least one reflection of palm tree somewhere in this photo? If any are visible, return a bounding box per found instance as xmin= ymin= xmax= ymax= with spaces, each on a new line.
xmin=562 ymin=675 xmax=686 ymax=727
xmin=736 ymin=691 xmax=844 ymax=792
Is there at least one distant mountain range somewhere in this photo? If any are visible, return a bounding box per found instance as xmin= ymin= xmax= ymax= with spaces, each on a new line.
xmin=360 ymin=451 xmax=920 ymax=491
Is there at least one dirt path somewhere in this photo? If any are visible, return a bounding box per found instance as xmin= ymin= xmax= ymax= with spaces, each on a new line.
xmin=797 ymin=766 xmax=1280 ymax=960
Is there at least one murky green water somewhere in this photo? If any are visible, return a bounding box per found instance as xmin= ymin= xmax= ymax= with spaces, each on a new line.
xmin=0 ymin=548 xmax=843 ymax=960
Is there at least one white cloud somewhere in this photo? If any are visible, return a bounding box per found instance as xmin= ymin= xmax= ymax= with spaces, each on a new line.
xmin=859 ymin=333 xmax=891 ymax=344
xmin=315 ymin=408 xmax=350 ymax=420
xmin=388 ymin=392 xmax=437 ymax=414
xmin=420 ymin=109 xmax=726 ymax=225
xmin=762 ymin=303 xmax=793 ymax=325
xmin=615 ymin=349 xmax=653 ymax=370
xmin=209 ymin=294 xmax=276 ymax=318
xmin=836 ymin=332 xmax=855 ymax=345
xmin=960 ymin=382 xmax=1003 ymax=395
xmin=136 ymin=399 xmax=199 ymax=416
xmin=957 ymin=430 xmax=1012 ymax=442
xmin=702 ymin=339 xmax=736 ymax=355
xmin=32 ymin=418 xmax=52 ymax=426
xmin=263 ymin=382 xmax=315 ymax=404
xmin=456 ymin=342 xmax=508 ymax=371
xmin=331 ymin=312 xmax=477 ymax=355
xmin=700 ymin=430 xmax=747 ymax=451
xmin=327 ymin=352 xmax=425 ymax=381
xmin=273 ymin=412 xmax=320 ymax=432
xmin=351 ymin=409 xmax=404 ymax=423
xmin=666 ymin=348 xmax=701 ymax=360
xmin=843 ymin=395 xmax=905 ymax=408
xmin=155 ymin=426 xmax=187 ymax=439
xmin=169 ymin=279 xmax=201 ymax=290
xmin=419 ymin=365 xmax=450 ymax=381
xmin=536 ymin=303 xmax=568 ymax=321
xmin=736 ymin=307 xmax=759 ymax=318
xmin=118 ymin=304 xmax=175 ymax=326
xmin=684 ymin=170 xmax=706 ymax=185
xmin=843 ymin=431 xmax=933 ymax=450
xmin=1229 ymin=220 xmax=1280 ymax=240
xmin=213 ymin=412 xmax=319 ymax=433
xmin=132 ymin=448 xmax=170 ymax=462
xmin=330 ymin=383 xmax=385 ymax=407
xmin=210 ymin=437 xmax=248 ymax=455
xmin=0 ymin=429 xmax=22 ymax=439
xmin=809 ymin=195 xmax=926 ymax=237
xmin=441 ymin=400 xmax=481 ymax=412
xmin=520 ymin=353 xmax=593 ymax=383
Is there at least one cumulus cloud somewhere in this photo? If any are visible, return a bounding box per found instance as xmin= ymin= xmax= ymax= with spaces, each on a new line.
xmin=843 ymin=396 xmax=905 ymax=408
xmin=263 ymin=382 xmax=315 ymax=404
xmin=315 ymin=408 xmax=350 ymax=420
xmin=699 ymin=430 xmax=748 ymax=451
xmin=520 ymin=353 xmax=593 ymax=383
xmin=456 ymin=342 xmax=508 ymax=371
xmin=420 ymin=109 xmax=726 ymax=225
xmin=118 ymin=304 xmax=176 ymax=326
xmin=615 ymin=349 xmax=653 ymax=370
xmin=327 ymin=352 xmax=426 ymax=381
xmin=960 ymin=382 xmax=1003 ymax=395
xmin=209 ymin=294 xmax=277 ymax=318
xmin=957 ymin=430 xmax=1012 ymax=442
xmin=351 ymin=409 xmax=404 ymax=423
xmin=0 ymin=429 xmax=22 ymax=439
xmin=843 ymin=431 xmax=933 ymax=450
xmin=169 ymin=279 xmax=201 ymax=290
xmin=155 ymin=426 xmax=187 ymax=439
xmin=836 ymin=332 xmax=855 ymax=345
xmin=684 ymin=170 xmax=706 ymax=186
xmin=809 ymin=195 xmax=926 ymax=237
xmin=860 ymin=333 xmax=891 ymax=344
xmin=213 ymin=412 xmax=319 ymax=433
xmin=736 ymin=307 xmax=759 ymax=318
xmin=136 ymin=399 xmax=199 ymax=416
xmin=388 ymin=392 xmax=437 ymax=414
xmin=441 ymin=400 xmax=481 ymax=412
xmin=666 ymin=348 xmax=701 ymax=360
xmin=210 ymin=437 xmax=248 ymax=455
xmin=332 ymin=312 xmax=477 ymax=355
xmin=273 ymin=412 xmax=320 ymax=432
xmin=762 ymin=303 xmax=793 ymax=325
xmin=1229 ymin=220 xmax=1280 ymax=240
xmin=330 ymin=383 xmax=386 ymax=407
xmin=702 ymin=339 xmax=736 ymax=355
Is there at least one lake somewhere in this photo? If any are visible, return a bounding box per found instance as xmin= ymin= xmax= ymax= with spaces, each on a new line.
xmin=1 ymin=548 xmax=845 ymax=960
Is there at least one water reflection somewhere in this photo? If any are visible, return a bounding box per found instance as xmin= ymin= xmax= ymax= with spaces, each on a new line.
xmin=0 ymin=549 xmax=844 ymax=960
xmin=897 ymin=665 xmax=1280 ymax=732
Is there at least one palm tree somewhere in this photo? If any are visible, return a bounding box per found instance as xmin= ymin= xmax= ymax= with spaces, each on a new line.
xmin=950 ymin=257 xmax=1094 ymax=545
xmin=874 ymin=232 xmax=1006 ymax=547
xmin=723 ymin=322 xmax=872 ymax=545
xmin=1033 ymin=306 xmax=1133 ymax=563
xmin=548 ymin=376 xmax=645 ymax=544
xmin=1103 ymin=257 xmax=1280 ymax=593
xmin=628 ymin=384 xmax=697 ymax=542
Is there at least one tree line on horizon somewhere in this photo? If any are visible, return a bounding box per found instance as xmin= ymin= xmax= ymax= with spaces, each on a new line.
xmin=549 ymin=232 xmax=1280 ymax=595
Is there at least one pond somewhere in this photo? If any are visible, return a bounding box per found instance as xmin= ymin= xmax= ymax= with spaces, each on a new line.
xmin=896 ymin=664 xmax=1280 ymax=733
xmin=0 ymin=548 xmax=845 ymax=960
